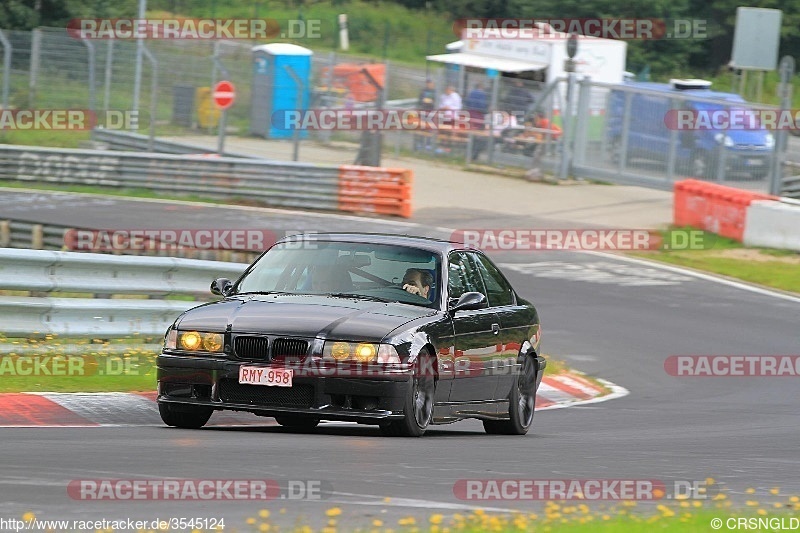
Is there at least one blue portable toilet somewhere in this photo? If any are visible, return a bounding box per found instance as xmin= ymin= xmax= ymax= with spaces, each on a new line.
xmin=251 ymin=43 xmax=313 ymax=139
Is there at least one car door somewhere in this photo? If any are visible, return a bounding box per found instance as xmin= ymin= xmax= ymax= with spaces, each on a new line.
xmin=470 ymin=252 xmax=525 ymax=400
xmin=446 ymin=251 xmax=501 ymax=406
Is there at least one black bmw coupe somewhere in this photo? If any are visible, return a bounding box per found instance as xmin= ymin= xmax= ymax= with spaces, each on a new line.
xmin=157 ymin=233 xmax=544 ymax=436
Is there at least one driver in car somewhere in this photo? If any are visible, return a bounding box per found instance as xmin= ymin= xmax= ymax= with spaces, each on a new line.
xmin=402 ymin=268 xmax=433 ymax=299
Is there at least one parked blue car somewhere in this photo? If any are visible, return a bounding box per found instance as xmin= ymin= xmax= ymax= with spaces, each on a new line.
xmin=606 ymin=80 xmax=774 ymax=179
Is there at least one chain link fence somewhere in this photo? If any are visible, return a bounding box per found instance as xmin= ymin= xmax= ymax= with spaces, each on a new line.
xmin=0 ymin=27 xmax=794 ymax=194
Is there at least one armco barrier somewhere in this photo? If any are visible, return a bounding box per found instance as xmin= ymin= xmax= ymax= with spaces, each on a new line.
xmin=338 ymin=165 xmax=413 ymax=218
xmin=0 ymin=248 xmax=247 ymax=337
xmin=743 ymin=200 xmax=800 ymax=252
xmin=674 ymin=179 xmax=777 ymax=241
xmin=0 ymin=144 xmax=413 ymax=218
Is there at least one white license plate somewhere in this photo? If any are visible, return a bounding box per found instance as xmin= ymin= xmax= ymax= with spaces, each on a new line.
xmin=239 ymin=366 xmax=293 ymax=387
xmin=747 ymin=159 xmax=763 ymax=165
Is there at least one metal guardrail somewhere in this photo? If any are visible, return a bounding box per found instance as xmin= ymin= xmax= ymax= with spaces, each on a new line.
xmin=0 ymin=143 xmax=342 ymax=211
xmin=0 ymin=248 xmax=247 ymax=337
xmin=0 ymin=219 xmax=262 ymax=263
xmin=0 ymin=143 xmax=413 ymax=217
xmin=91 ymin=129 xmax=260 ymax=158
xmin=781 ymin=161 xmax=800 ymax=198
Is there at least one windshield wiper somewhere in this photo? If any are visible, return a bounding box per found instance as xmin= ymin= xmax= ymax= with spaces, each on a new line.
xmin=327 ymin=292 xmax=391 ymax=302
xmin=235 ymin=291 xmax=295 ymax=296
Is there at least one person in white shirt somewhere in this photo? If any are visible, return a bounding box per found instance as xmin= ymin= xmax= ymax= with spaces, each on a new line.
xmin=438 ymin=85 xmax=462 ymax=121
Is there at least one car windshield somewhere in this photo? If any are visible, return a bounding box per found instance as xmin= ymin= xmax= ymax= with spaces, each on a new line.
xmin=234 ymin=240 xmax=440 ymax=308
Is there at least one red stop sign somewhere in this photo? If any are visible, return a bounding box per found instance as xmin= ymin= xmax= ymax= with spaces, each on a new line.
xmin=213 ymin=80 xmax=236 ymax=110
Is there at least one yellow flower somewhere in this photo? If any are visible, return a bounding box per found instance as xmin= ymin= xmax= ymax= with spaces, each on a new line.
xmin=321 ymin=527 xmax=337 ymax=533
xmin=398 ymin=517 xmax=416 ymax=526
xmin=429 ymin=514 xmax=444 ymax=525
xmin=790 ymin=496 xmax=799 ymax=503
xmin=325 ymin=507 xmax=342 ymax=517
xmin=774 ymin=502 xmax=784 ymax=508
xmin=746 ymin=488 xmax=756 ymax=494
xmin=246 ymin=517 xmax=256 ymax=525
xmin=770 ymin=488 xmax=780 ymax=495
xmin=372 ymin=520 xmax=383 ymax=527
xmin=705 ymin=477 xmax=715 ymax=485
xmin=22 ymin=513 xmax=35 ymax=522
xmin=258 ymin=524 xmax=270 ymax=532
xmin=757 ymin=509 xmax=767 ymax=516
xmin=259 ymin=509 xmax=270 ymax=519
xmin=746 ymin=500 xmax=759 ymax=506
xmin=693 ymin=500 xmax=703 ymax=508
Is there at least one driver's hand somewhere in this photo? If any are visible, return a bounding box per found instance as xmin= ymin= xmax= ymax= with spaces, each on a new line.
xmin=403 ymin=283 xmax=421 ymax=295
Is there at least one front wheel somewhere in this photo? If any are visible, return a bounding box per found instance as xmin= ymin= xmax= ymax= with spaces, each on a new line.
xmin=380 ymin=354 xmax=435 ymax=437
xmin=158 ymin=403 xmax=213 ymax=429
xmin=483 ymin=355 xmax=537 ymax=435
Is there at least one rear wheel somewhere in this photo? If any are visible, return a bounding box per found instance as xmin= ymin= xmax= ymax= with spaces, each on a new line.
xmin=483 ymin=355 xmax=537 ymax=435
xmin=380 ymin=354 xmax=435 ymax=437
xmin=274 ymin=416 xmax=320 ymax=429
xmin=158 ymin=403 xmax=213 ymax=429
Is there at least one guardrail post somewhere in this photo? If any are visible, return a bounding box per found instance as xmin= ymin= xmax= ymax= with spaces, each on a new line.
xmin=140 ymin=45 xmax=158 ymax=151
xmin=0 ymin=220 xmax=10 ymax=247
xmin=31 ymin=224 xmax=44 ymax=249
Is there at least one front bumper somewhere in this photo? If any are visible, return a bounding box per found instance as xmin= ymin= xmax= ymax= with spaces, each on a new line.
xmin=157 ymin=354 xmax=411 ymax=423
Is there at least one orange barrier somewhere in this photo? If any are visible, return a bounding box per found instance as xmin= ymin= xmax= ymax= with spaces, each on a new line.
xmin=337 ymin=165 xmax=413 ymax=218
xmin=674 ymin=179 xmax=777 ymax=241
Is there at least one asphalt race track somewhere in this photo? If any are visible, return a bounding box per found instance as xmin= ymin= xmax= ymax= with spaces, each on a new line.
xmin=2 ymin=190 xmax=800 ymax=529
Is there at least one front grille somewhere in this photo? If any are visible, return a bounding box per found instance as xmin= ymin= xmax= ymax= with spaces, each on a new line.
xmin=272 ymin=338 xmax=309 ymax=359
xmin=234 ymin=336 xmax=269 ymax=360
xmin=218 ymin=380 xmax=314 ymax=408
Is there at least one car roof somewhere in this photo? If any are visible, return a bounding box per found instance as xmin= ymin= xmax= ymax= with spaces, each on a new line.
xmin=623 ymin=81 xmax=745 ymax=101
xmin=276 ymin=232 xmax=469 ymax=254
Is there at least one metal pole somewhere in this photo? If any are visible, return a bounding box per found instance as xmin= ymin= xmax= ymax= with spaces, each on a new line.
xmin=141 ymin=45 xmax=157 ymax=151
xmin=0 ymin=30 xmax=10 ymax=109
xmin=29 ymin=29 xmax=41 ymax=108
xmin=558 ymin=61 xmax=577 ymax=180
xmin=283 ymin=66 xmax=303 ymax=162
xmin=770 ymin=56 xmax=795 ymax=196
xmin=81 ymin=38 xmax=96 ymax=111
xmin=487 ymin=75 xmax=499 ymax=164
xmin=132 ymin=0 xmax=147 ymax=114
xmin=213 ymin=56 xmax=230 ymax=156
xmin=103 ymin=40 xmax=114 ymax=113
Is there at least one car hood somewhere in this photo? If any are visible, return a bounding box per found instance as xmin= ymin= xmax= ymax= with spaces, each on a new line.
xmin=176 ymin=294 xmax=436 ymax=342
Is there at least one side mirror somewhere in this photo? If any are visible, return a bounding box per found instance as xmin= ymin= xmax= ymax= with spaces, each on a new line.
xmin=448 ymin=291 xmax=487 ymax=314
xmin=210 ymin=277 xmax=233 ymax=296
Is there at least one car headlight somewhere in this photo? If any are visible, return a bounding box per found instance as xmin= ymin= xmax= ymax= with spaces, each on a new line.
xmin=165 ymin=329 xmax=225 ymax=353
xmin=714 ymin=133 xmax=734 ymax=147
xmin=322 ymin=341 xmax=400 ymax=364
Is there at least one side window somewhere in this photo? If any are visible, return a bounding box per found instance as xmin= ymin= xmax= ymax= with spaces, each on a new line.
xmin=471 ymin=253 xmax=515 ymax=307
xmin=447 ymin=252 xmax=485 ymax=300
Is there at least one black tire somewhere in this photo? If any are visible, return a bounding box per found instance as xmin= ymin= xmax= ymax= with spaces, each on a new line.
xmin=483 ymin=355 xmax=537 ymax=435
xmin=158 ymin=403 xmax=213 ymax=429
xmin=274 ymin=416 xmax=320 ymax=429
xmin=380 ymin=353 xmax=435 ymax=437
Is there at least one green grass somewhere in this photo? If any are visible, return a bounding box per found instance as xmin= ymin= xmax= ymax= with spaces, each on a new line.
xmin=630 ymin=229 xmax=800 ymax=294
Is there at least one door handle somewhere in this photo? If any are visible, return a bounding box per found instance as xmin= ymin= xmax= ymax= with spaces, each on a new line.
xmin=491 ymin=323 xmax=500 ymax=335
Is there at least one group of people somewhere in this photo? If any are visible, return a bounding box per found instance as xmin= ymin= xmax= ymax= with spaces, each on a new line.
xmin=416 ymin=77 xmax=560 ymax=158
